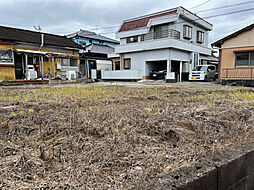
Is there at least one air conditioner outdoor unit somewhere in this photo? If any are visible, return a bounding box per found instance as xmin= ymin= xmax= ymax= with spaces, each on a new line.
xmin=66 ymin=71 xmax=76 ymax=80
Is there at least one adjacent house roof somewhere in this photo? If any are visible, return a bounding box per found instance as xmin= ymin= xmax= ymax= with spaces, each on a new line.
xmin=67 ymin=30 xmax=119 ymax=44
xmin=85 ymin=43 xmax=115 ymax=55
xmin=0 ymin=25 xmax=82 ymax=49
xmin=119 ymin=9 xmax=177 ymax=32
xmin=212 ymin=23 xmax=254 ymax=48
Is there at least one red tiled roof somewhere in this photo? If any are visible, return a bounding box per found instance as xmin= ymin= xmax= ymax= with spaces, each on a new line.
xmin=119 ymin=10 xmax=177 ymax=32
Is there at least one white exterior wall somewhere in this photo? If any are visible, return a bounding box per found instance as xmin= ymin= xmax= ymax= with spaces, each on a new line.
xmin=175 ymin=17 xmax=209 ymax=48
xmin=122 ymin=48 xmax=192 ymax=77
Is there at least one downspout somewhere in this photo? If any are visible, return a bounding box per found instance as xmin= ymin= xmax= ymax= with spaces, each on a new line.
xmin=39 ymin=33 xmax=44 ymax=51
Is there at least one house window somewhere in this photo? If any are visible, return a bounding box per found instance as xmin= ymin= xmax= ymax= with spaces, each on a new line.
xmin=126 ymin=36 xmax=138 ymax=43
xmin=115 ymin=61 xmax=120 ymax=70
xmin=124 ymin=58 xmax=131 ymax=70
xmin=61 ymin=58 xmax=70 ymax=66
xmin=183 ymin=25 xmax=192 ymax=39
xmin=0 ymin=49 xmax=13 ymax=64
xmin=197 ymin=31 xmax=204 ymax=43
xmin=154 ymin=24 xmax=169 ymax=39
xmin=70 ymin=58 xmax=78 ymax=67
xmin=236 ymin=52 xmax=254 ymax=66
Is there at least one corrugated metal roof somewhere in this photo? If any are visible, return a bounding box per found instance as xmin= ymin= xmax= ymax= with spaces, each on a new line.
xmin=85 ymin=44 xmax=115 ymax=54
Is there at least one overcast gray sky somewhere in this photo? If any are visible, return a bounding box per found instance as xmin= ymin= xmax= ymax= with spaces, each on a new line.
xmin=0 ymin=0 xmax=254 ymax=45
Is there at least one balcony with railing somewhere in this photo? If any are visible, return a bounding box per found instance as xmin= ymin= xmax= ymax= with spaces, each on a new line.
xmin=141 ymin=29 xmax=180 ymax=41
xmin=115 ymin=28 xmax=211 ymax=55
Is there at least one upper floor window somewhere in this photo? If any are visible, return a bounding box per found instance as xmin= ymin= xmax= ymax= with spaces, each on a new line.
xmin=197 ymin=31 xmax=204 ymax=43
xmin=124 ymin=58 xmax=131 ymax=70
xmin=127 ymin=36 xmax=138 ymax=43
xmin=154 ymin=24 xmax=169 ymax=39
xmin=236 ymin=52 xmax=254 ymax=66
xmin=183 ymin=25 xmax=192 ymax=39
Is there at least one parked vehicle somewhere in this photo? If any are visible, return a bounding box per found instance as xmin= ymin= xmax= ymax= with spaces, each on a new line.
xmin=150 ymin=70 xmax=167 ymax=79
xmin=189 ymin=65 xmax=218 ymax=81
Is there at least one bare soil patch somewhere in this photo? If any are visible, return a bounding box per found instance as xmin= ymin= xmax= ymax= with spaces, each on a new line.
xmin=0 ymin=86 xmax=253 ymax=189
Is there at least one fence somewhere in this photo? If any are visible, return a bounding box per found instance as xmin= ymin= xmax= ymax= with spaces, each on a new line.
xmin=221 ymin=68 xmax=254 ymax=79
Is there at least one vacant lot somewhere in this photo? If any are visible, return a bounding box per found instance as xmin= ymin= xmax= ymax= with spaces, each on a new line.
xmin=0 ymin=86 xmax=254 ymax=189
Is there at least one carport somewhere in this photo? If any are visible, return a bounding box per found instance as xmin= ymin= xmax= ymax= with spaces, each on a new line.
xmin=146 ymin=60 xmax=167 ymax=80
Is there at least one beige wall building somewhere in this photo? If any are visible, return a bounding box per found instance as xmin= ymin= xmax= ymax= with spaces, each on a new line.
xmin=212 ymin=23 xmax=254 ymax=86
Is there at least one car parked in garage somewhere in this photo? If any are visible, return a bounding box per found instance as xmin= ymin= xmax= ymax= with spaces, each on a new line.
xmin=150 ymin=70 xmax=167 ymax=79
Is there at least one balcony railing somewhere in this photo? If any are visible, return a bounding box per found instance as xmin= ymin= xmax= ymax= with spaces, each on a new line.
xmin=221 ymin=68 xmax=254 ymax=79
xmin=141 ymin=29 xmax=180 ymax=41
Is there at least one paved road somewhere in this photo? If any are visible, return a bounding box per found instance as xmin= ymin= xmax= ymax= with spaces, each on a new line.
xmin=1 ymin=80 xmax=253 ymax=89
xmin=90 ymin=80 xmax=227 ymax=88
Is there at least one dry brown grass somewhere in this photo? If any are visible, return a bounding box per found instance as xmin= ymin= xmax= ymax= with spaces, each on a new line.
xmin=0 ymin=86 xmax=253 ymax=189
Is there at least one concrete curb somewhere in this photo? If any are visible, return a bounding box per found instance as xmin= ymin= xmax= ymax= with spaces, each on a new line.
xmin=132 ymin=144 xmax=254 ymax=190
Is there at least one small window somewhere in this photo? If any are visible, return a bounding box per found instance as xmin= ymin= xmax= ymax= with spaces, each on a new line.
xmin=61 ymin=58 xmax=70 ymax=66
xmin=115 ymin=61 xmax=120 ymax=70
xmin=197 ymin=31 xmax=204 ymax=43
xmin=124 ymin=58 xmax=131 ymax=70
xmin=70 ymin=59 xmax=78 ymax=67
xmin=126 ymin=36 xmax=138 ymax=43
xmin=183 ymin=25 xmax=192 ymax=39
xmin=0 ymin=49 xmax=13 ymax=64
xmin=236 ymin=52 xmax=254 ymax=66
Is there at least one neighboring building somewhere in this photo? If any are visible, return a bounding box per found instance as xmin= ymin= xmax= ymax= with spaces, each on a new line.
xmin=67 ymin=30 xmax=119 ymax=78
xmin=212 ymin=23 xmax=254 ymax=86
xmin=67 ymin=29 xmax=119 ymax=48
xmin=102 ymin=6 xmax=213 ymax=81
xmin=0 ymin=25 xmax=82 ymax=81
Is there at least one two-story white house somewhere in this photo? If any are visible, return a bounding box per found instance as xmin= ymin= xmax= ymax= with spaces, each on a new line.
xmin=102 ymin=7 xmax=213 ymax=82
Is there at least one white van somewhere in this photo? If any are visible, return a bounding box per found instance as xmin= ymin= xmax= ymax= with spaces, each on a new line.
xmin=189 ymin=65 xmax=217 ymax=81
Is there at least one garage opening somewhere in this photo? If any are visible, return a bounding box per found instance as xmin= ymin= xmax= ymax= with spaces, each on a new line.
xmin=146 ymin=60 xmax=167 ymax=80
xmin=171 ymin=61 xmax=190 ymax=82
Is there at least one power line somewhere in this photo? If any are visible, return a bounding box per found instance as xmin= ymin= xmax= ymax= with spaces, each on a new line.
xmin=91 ymin=7 xmax=254 ymax=36
xmin=84 ymin=1 xmax=254 ymax=32
xmin=190 ymin=0 xmax=213 ymax=9
xmin=196 ymin=0 xmax=254 ymax=13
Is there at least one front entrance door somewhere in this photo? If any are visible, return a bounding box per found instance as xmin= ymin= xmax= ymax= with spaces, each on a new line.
xmin=14 ymin=54 xmax=24 ymax=80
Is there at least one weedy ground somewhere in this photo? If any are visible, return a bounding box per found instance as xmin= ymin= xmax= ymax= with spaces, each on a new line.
xmin=0 ymin=85 xmax=254 ymax=189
